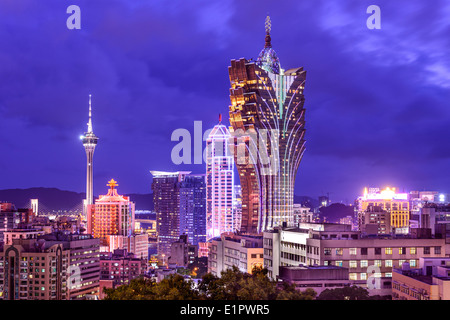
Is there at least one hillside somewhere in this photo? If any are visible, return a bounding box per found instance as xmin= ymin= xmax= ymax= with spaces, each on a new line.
xmin=0 ymin=188 xmax=153 ymax=212
xmin=0 ymin=187 xmax=317 ymax=214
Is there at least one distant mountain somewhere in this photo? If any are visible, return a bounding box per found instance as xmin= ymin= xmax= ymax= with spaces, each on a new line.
xmin=294 ymin=195 xmax=320 ymax=209
xmin=0 ymin=187 xmax=313 ymax=213
xmin=0 ymin=188 xmax=153 ymax=212
xmin=318 ymin=203 xmax=355 ymax=223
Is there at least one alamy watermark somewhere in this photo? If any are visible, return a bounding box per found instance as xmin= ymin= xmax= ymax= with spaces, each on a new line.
xmin=171 ymin=121 xmax=281 ymax=175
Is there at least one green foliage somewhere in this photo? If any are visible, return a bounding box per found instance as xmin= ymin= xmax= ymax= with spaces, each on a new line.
xmin=104 ymin=266 xmax=317 ymax=301
xmin=317 ymin=285 xmax=371 ymax=300
xmin=103 ymin=278 xmax=156 ymax=300
xmin=103 ymin=275 xmax=198 ymax=300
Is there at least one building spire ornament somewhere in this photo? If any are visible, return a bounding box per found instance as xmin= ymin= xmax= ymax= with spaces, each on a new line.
xmin=264 ymin=15 xmax=272 ymax=48
xmin=107 ymin=179 xmax=119 ymax=190
xmin=256 ymin=15 xmax=280 ymax=74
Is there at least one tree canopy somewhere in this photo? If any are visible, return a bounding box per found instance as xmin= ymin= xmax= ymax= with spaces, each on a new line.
xmin=103 ymin=265 xmax=316 ymax=300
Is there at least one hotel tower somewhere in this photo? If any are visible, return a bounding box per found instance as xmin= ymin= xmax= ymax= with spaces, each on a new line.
xmin=228 ymin=16 xmax=307 ymax=234
xmin=81 ymin=94 xmax=99 ymax=218
xmin=206 ymin=116 xmax=235 ymax=240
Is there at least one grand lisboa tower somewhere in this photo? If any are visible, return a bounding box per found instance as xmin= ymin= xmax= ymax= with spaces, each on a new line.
xmin=228 ymin=16 xmax=307 ymax=234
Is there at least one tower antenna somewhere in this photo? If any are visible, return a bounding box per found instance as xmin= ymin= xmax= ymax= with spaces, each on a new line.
xmin=87 ymin=94 xmax=93 ymax=133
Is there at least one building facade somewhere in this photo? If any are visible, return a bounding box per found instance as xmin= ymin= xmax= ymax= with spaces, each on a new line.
xmin=228 ymin=16 xmax=307 ymax=235
xmin=151 ymin=171 xmax=190 ymax=259
xmin=0 ymin=232 xmax=100 ymax=300
xmin=180 ymin=174 xmax=207 ymax=246
xmin=168 ymin=234 xmax=198 ymax=267
xmin=206 ymin=120 xmax=235 ymax=240
xmin=108 ymin=233 xmax=148 ymax=261
xmin=208 ymin=233 xmax=264 ymax=277
xmin=392 ymin=257 xmax=450 ymax=300
xmin=263 ymin=223 xmax=446 ymax=294
xmin=87 ymin=179 xmax=135 ymax=247
xmin=278 ymin=265 xmax=354 ymax=296
xmin=99 ymin=249 xmax=147 ymax=290
xmin=356 ymin=187 xmax=410 ymax=234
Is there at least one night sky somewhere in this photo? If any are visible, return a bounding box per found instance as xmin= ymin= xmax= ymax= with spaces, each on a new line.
xmin=0 ymin=0 xmax=449 ymax=204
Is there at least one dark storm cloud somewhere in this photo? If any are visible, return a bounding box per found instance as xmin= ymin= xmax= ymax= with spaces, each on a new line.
xmin=0 ymin=0 xmax=448 ymax=202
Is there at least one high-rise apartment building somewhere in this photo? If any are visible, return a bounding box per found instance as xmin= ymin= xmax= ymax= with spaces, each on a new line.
xmin=206 ymin=120 xmax=235 ymax=240
xmin=0 ymin=232 xmax=100 ymax=300
xmin=228 ymin=16 xmax=307 ymax=235
xmin=179 ymin=174 xmax=207 ymax=246
xmin=99 ymin=248 xmax=148 ymax=299
xmin=87 ymin=179 xmax=135 ymax=247
xmin=151 ymin=171 xmax=191 ymax=259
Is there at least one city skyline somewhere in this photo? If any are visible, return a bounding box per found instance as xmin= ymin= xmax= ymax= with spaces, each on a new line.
xmin=0 ymin=1 xmax=449 ymax=204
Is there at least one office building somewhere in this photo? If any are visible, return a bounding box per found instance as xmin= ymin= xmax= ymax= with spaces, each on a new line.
xmin=180 ymin=174 xmax=207 ymax=246
xmin=151 ymin=171 xmax=190 ymax=259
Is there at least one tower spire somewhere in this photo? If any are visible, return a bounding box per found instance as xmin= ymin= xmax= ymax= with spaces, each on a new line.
xmin=87 ymin=94 xmax=93 ymax=133
xmin=264 ymin=15 xmax=272 ymax=48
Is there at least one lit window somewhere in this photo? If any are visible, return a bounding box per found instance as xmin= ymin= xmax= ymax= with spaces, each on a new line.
xmin=349 ymin=273 xmax=357 ymax=280
xmin=349 ymin=261 xmax=357 ymax=268
xmin=385 ymin=248 xmax=392 ymax=255
xmin=360 ymin=273 xmax=367 ymax=280
xmin=410 ymin=247 xmax=416 ymax=254
xmin=349 ymin=248 xmax=357 ymax=255
xmin=385 ymin=260 xmax=393 ymax=267
xmin=374 ymin=260 xmax=382 ymax=267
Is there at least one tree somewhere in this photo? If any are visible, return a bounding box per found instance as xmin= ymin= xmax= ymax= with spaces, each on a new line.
xmin=152 ymin=274 xmax=199 ymax=300
xmin=103 ymin=278 xmax=156 ymax=300
xmin=104 ymin=266 xmax=318 ymax=301
xmin=103 ymin=275 xmax=199 ymax=300
xmin=199 ymin=265 xmax=316 ymax=300
xmin=317 ymin=285 xmax=370 ymax=300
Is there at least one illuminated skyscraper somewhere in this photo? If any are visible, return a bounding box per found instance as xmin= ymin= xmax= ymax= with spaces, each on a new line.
xmin=356 ymin=187 xmax=410 ymax=234
xmin=151 ymin=171 xmax=191 ymax=259
xmin=206 ymin=118 xmax=235 ymax=240
xmin=228 ymin=16 xmax=307 ymax=234
xmin=87 ymin=179 xmax=135 ymax=246
xmin=179 ymin=174 xmax=207 ymax=246
xmin=81 ymin=94 xmax=99 ymax=218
